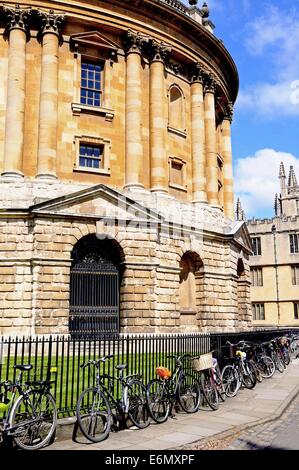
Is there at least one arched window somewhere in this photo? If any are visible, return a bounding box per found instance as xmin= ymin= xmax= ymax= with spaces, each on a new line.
xmin=168 ymin=85 xmax=184 ymax=131
xmin=69 ymin=234 xmax=124 ymax=339
xmin=237 ymin=258 xmax=246 ymax=323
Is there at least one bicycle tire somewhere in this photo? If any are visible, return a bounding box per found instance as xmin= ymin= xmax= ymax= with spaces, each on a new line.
xmin=76 ymin=387 xmax=111 ymax=443
xmin=221 ymin=365 xmax=239 ymax=398
xmin=10 ymin=390 xmax=57 ymax=450
xmin=273 ymin=353 xmax=284 ymax=373
xmin=257 ymin=355 xmax=275 ymax=378
xmin=282 ymin=349 xmax=290 ymax=366
xmin=127 ymin=380 xmax=150 ymax=429
xmin=178 ymin=373 xmax=201 ymax=413
xmin=242 ymin=361 xmax=257 ymax=389
xmin=214 ymin=365 xmax=226 ymax=402
xmin=249 ymin=359 xmax=262 ymax=383
xmin=146 ymin=379 xmax=171 ymax=424
xmin=200 ymin=370 xmax=219 ymax=411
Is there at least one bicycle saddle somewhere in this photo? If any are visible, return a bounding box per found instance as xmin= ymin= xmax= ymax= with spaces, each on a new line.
xmin=116 ymin=364 xmax=127 ymax=370
xmin=13 ymin=364 xmax=33 ymax=371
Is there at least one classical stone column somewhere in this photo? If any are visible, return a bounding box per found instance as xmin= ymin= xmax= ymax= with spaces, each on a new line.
xmin=36 ymin=10 xmax=65 ymax=179
xmin=222 ymin=102 xmax=234 ymax=219
xmin=2 ymin=5 xmax=32 ymax=179
xmin=149 ymin=41 xmax=170 ymax=193
xmin=204 ymin=74 xmax=219 ymax=208
xmin=191 ymin=63 xmax=207 ymax=204
xmin=124 ymin=31 xmax=144 ymax=189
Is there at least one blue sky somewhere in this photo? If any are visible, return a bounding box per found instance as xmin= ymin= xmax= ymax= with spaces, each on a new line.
xmin=183 ymin=0 xmax=299 ymax=218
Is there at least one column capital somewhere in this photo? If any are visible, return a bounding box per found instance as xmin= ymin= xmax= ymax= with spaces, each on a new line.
xmin=3 ymin=4 xmax=32 ymax=34
xmin=223 ymin=101 xmax=234 ymax=123
xmin=203 ymin=72 xmax=218 ymax=94
xmin=190 ymin=62 xmax=206 ymax=84
xmin=148 ymin=39 xmax=171 ymax=64
xmin=123 ymin=29 xmax=148 ymax=56
xmin=37 ymin=9 xmax=65 ymax=37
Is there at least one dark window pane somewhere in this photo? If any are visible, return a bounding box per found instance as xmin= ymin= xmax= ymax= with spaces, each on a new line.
xmin=81 ymin=79 xmax=87 ymax=87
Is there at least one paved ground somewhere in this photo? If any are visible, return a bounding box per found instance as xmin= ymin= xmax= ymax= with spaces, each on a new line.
xmin=228 ymin=390 xmax=299 ymax=450
xmin=48 ymin=359 xmax=299 ymax=451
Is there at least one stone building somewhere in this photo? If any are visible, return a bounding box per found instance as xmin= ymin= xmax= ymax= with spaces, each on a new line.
xmin=0 ymin=0 xmax=252 ymax=337
xmin=244 ymin=163 xmax=299 ymax=328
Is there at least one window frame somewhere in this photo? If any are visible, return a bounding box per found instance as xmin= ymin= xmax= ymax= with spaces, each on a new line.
xmin=251 ymin=267 xmax=263 ymax=287
xmin=168 ymin=156 xmax=187 ymax=192
xmin=252 ymin=303 xmax=265 ymax=320
xmin=294 ymin=302 xmax=299 ymax=320
xmin=80 ymin=60 xmax=103 ymax=108
xmin=251 ymin=237 xmax=262 ymax=256
xmin=291 ymin=266 xmax=299 ymax=285
xmin=73 ymin=135 xmax=111 ymax=175
xmin=290 ymin=234 xmax=299 ymax=254
xmin=167 ymin=84 xmax=186 ymax=137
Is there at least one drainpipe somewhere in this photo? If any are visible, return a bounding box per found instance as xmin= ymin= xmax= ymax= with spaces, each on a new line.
xmin=272 ymin=224 xmax=280 ymax=326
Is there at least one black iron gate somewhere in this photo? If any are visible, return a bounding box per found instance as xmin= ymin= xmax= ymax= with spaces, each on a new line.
xmin=69 ymin=250 xmax=120 ymax=339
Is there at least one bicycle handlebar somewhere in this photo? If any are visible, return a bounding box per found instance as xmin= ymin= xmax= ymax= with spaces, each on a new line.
xmin=80 ymin=354 xmax=114 ymax=369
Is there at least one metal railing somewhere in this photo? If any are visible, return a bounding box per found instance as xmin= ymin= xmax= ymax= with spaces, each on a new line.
xmin=0 ymin=328 xmax=297 ymax=417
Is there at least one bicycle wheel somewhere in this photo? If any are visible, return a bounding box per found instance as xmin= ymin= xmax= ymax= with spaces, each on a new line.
xmin=127 ymin=380 xmax=150 ymax=429
xmin=214 ymin=365 xmax=226 ymax=402
xmin=282 ymin=349 xmax=290 ymax=366
xmin=273 ymin=353 xmax=284 ymax=373
xmin=146 ymin=379 xmax=171 ymax=423
xmin=76 ymin=387 xmax=111 ymax=443
xmin=178 ymin=373 xmax=200 ymax=413
xmin=242 ymin=361 xmax=256 ymax=389
xmin=221 ymin=365 xmax=239 ymax=398
xmin=250 ymin=359 xmax=262 ymax=383
xmin=257 ymin=355 xmax=275 ymax=378
xmin=200 ymin=370 xmax=219 ymax=411
xmin=10 ymin=390 xmax=57 ymax=450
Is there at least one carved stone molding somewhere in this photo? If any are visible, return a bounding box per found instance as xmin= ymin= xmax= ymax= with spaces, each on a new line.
xmin=123 ymin=29 xmax=148 ymax=55
xmin=37 ymin=9 xmax=65 ymax=37
xmin=3 ymin=4 xmax=32 ymax=33
xmin=203 ymin=72 xmax=218 ymax=93
xmin=223 ymin=101 xmax=234 ymax=122
xmin=147 ymin=38 xmax=171 ymax=63
xmin=190 ymin=62 xmax=206 ymax=84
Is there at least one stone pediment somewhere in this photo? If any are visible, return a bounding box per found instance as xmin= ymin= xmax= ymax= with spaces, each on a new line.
xmin=30 ymin=184 xmax=162 ymax=224
xmin=227 ymin=221 xmax=253 ymax=253
xmin=70 ymin=31 xmax=120 ymax=51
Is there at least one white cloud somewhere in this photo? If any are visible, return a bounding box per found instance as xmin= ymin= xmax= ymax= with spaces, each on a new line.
xmin=239 ymin=6 xmax=299 ymax=117
xmin=234 ymin=149 xmax=299 ymax=218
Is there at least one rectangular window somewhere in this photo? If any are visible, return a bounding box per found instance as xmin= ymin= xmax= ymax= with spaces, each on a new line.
xmin=291 ymin=266 xmax=299 ymax=285
xmin=294 ymin=303 xmax=299 ymax=320
xmin=290 ymin=234 xmax=299 ymax=254
xmin=251 ymin=237 xmax=262 ymax=256
xmin=252 ymin=303 xmax=265 ymax=320
xmin=80 ymin=61 xmax=102 ymax=107
xmin=79 ymin=144 xmax=103 ymax=170
xmin=251 ymin=268 xmax=263 ymax=286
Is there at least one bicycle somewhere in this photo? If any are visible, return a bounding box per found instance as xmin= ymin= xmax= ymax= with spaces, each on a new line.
xmin=146 ymin=354 xmax=201 ymax=424
xmin=221 ymin=341 xmax=256 ymax=397
xmin=76 ymin=354 xmax=149 ymax=443
xmin=0 ymin=364 xmax=57 ymax=450
xmin=192 ymin=353 xmax=226 ymax=411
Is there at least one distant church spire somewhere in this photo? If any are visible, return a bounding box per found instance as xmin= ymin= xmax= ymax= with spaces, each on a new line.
xmin=279 ymin=162 xmax=287 ymax=196
xmin=235 ymin=198 xmax=246 ymax=221
xmin=288 ymin=165 xmax=298 ymax=188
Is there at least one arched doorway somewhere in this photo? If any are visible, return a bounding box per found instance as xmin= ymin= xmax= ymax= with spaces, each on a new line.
xmin=69 ymin=234 xmax=123 ymax=339
xmin=237 ymin=258 xmax=246 ymax=324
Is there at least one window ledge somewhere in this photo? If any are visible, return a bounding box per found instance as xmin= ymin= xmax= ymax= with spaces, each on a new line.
xmin=169 ymin=182 xmax=187 ymax=192
xmin=167 ymin=126 xmax=187 ymax=138
xmin=73 ymin=166 xmax=111 ymax=176
xmin=72 ymin=103 xmax=114 ymax=121
xmin=180 ymin=309 xmax=197 ymax=315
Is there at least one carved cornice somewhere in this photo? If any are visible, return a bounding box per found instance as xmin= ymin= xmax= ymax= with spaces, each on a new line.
xmin=37 ymin=9 xmax=65 ymax=36
xmin=223 ymin=101 xmax=234 ymax=122
xmin=147 ymin=38 xmax=171 ymax=63
xmin=3 ymin=4 xmax=32 ymax=33
xmin=123 ymin=29 xmax=149 ymax=55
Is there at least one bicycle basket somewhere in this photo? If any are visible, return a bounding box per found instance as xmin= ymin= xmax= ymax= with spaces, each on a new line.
xmin=156 ymin=366 xmax=172 ymax=380
xmin=191 ymin=353 xmax=213 ymax=372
